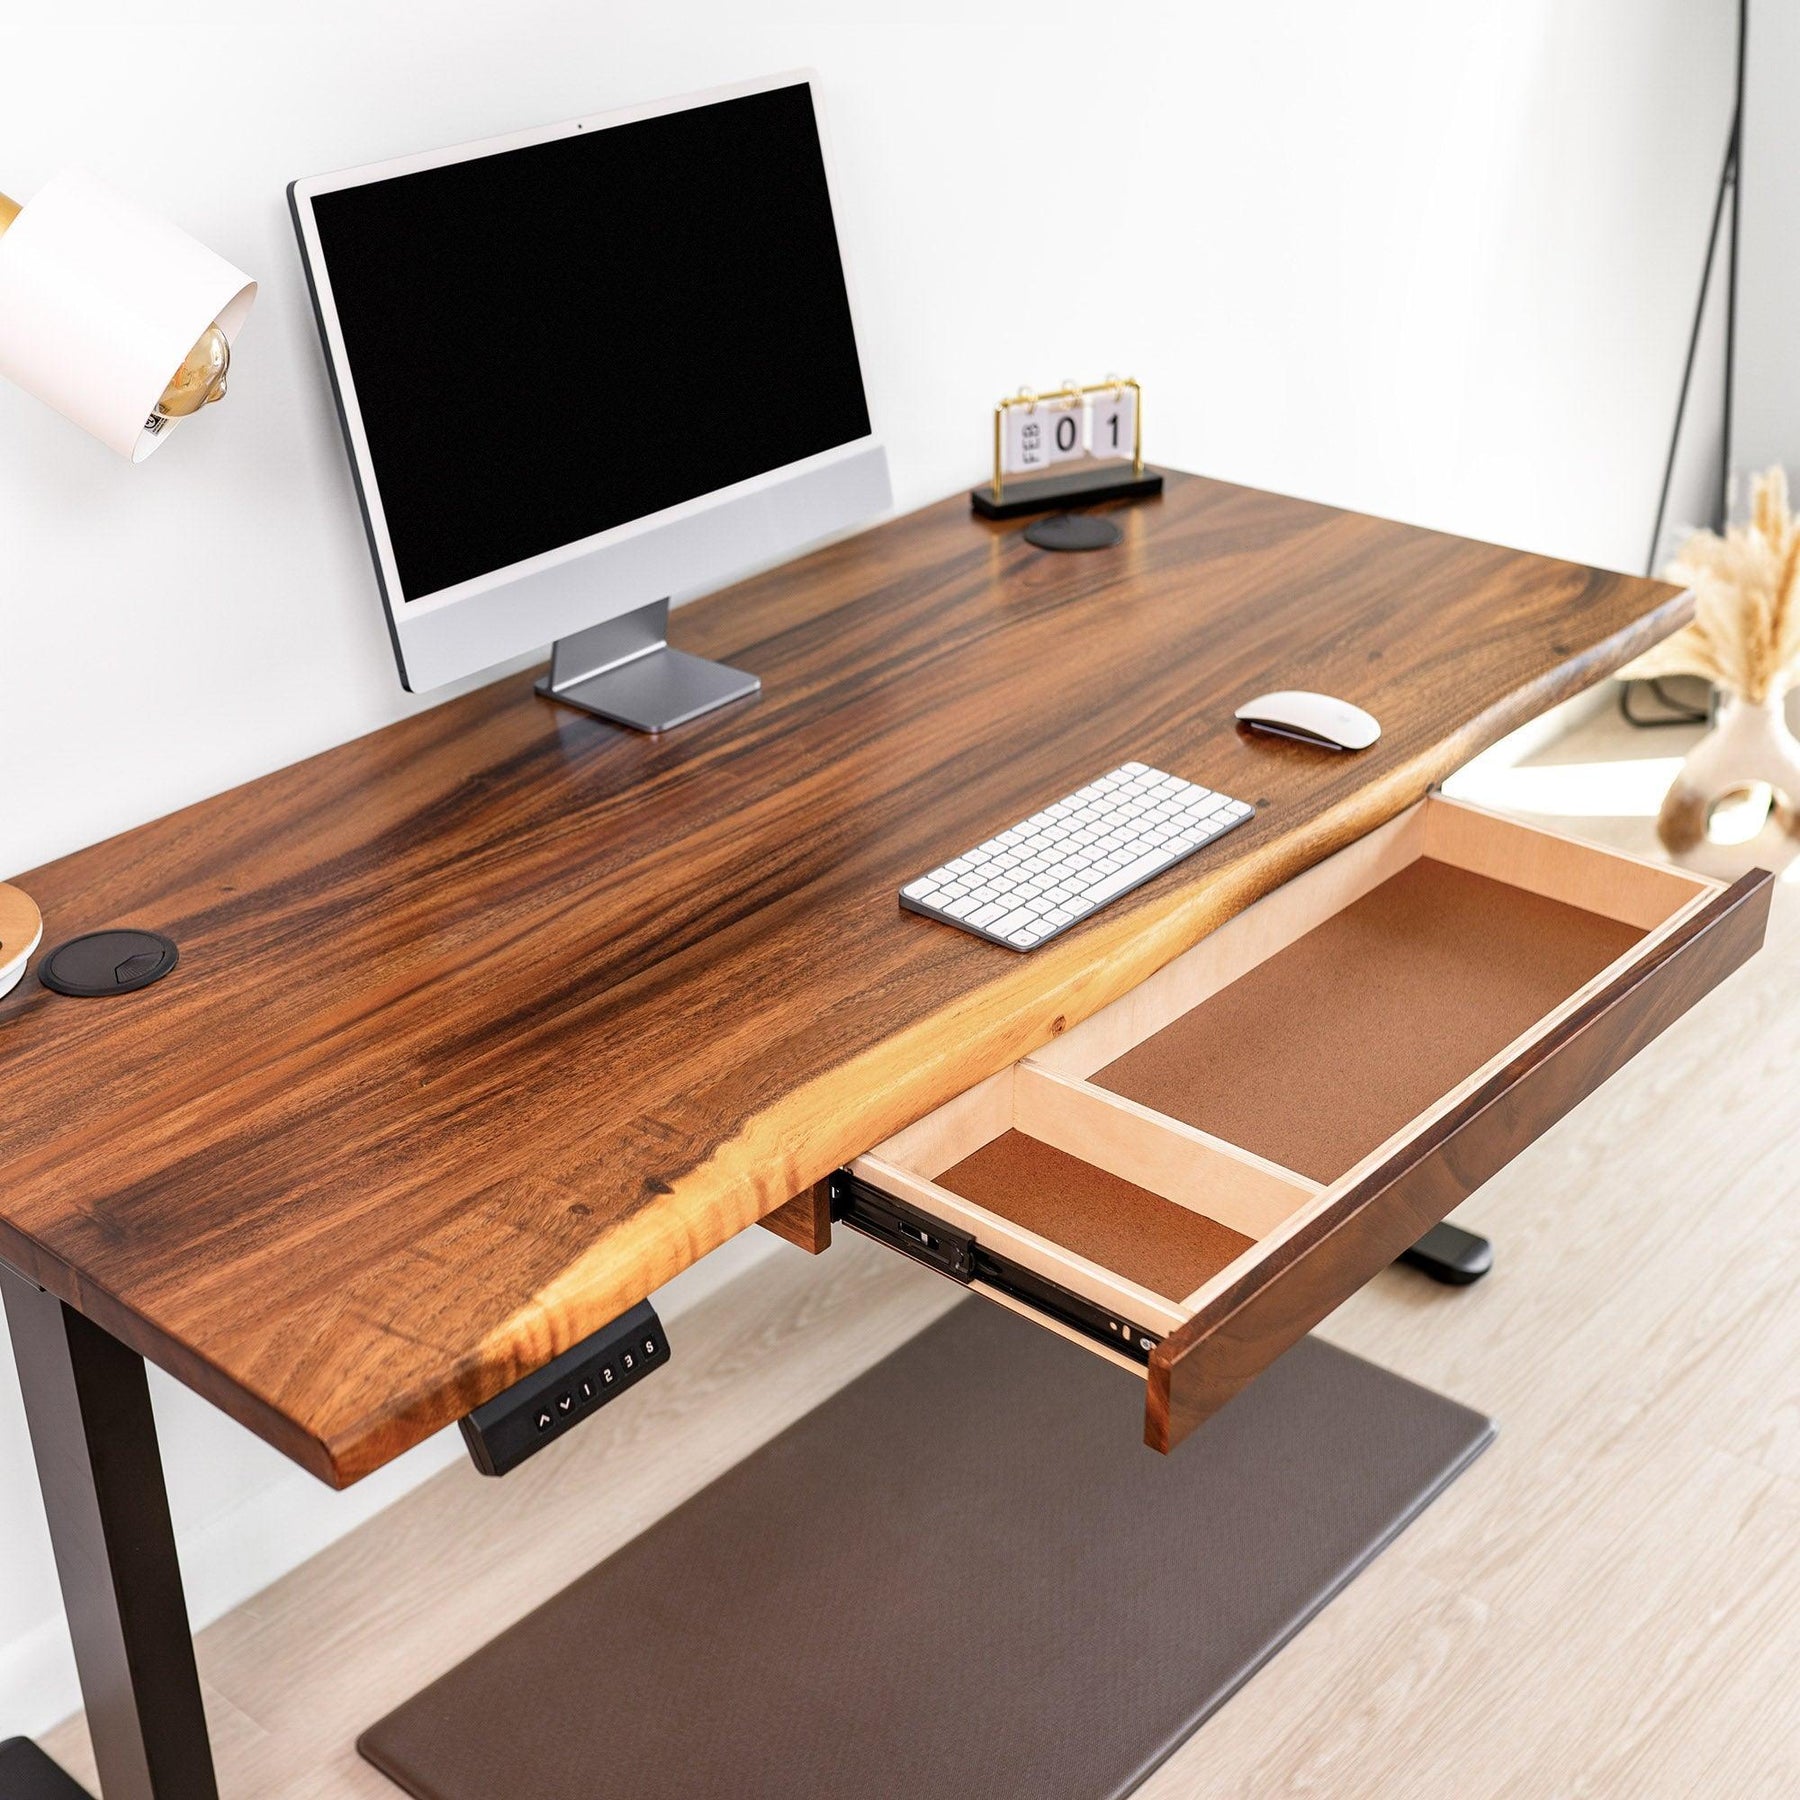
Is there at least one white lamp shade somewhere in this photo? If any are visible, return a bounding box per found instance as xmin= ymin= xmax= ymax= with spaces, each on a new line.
xmin=0 ymin=168 xmax=256 ymax=461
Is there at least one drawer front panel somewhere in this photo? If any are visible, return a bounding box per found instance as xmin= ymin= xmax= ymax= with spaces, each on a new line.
xmin=1147 ymin=868 xmax=1774 ymax=1453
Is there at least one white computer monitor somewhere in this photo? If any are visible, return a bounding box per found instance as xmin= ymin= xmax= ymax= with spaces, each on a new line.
xmin=289 ymin=71 xmax=891 ymax=730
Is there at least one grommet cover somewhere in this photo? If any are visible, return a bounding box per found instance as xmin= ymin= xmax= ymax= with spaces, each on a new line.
xmin=38 ymin=930 xmax=179 ymax=997
xmin=1023 ymin=511 xmax=1123 ymax=552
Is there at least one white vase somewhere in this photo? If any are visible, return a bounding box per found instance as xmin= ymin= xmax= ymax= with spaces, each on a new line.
xmin=1657 ymin=686 xmax=1800 ymax=852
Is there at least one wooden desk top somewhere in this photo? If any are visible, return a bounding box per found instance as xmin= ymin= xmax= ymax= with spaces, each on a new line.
xmin=0 ymin=473 xmax=1687 ymax=1486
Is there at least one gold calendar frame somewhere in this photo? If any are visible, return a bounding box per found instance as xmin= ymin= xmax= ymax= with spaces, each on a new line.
xmin=990 ymin=377 xmax=1144 ymax=506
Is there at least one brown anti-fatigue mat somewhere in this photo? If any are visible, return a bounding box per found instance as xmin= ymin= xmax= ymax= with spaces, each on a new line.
xmin=938 ymin=1130 xmax=1253 ymax=1299
xmin=360 ymin=1301 xmax=1494 ymax=1800
xmin=1096 ymin=857 xmax=1644 ymax=1184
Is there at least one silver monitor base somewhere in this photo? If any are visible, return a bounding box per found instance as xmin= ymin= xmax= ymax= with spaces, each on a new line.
xmin=534 ymin=598 xmax=760 ymax=733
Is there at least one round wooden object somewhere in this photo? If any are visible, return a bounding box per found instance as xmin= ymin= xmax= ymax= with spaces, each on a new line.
xmin=0 ymin=883 xmax=44 ymax=1000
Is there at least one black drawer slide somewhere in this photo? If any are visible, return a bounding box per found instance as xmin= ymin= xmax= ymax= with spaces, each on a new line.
xmin=831 ymin=1170 xmax=1159 ymax=1366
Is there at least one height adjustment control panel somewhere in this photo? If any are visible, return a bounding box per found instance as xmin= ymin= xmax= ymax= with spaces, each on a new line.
xmin=459 ymin=1299 xmax=668 ymax=1477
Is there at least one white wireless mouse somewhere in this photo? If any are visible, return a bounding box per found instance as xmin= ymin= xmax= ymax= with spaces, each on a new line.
xmin=1234 ymin=690 xmax=1381 ymax=752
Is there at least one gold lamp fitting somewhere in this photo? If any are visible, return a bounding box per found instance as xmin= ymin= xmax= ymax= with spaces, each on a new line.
xmin=154 ymin=322 xmax=231 ymax=417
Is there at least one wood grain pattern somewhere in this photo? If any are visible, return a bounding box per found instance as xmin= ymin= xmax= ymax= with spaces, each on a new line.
xmin=1145 ymin=867 xmax=1775 ymax=1453
xmin=0 ymin=472 xmax=1695 ymax=1486
xmin=758 ymin=1184 xmax=832 ymax=1255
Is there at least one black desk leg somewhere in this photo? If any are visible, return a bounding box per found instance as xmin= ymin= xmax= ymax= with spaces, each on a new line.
xmin=0 ymin=1266 xmax=218 ymax=1800
xmin=1398 ymin=1221 xmax=1494 ymax=1286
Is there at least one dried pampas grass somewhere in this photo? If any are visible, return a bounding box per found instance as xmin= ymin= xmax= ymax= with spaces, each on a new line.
xmin=1620 ymin=465 xmax=1800 ymax=702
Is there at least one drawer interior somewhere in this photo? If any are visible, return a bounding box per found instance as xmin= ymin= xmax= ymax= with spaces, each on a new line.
xmin=853 ymin=797 xmax=1719 ymax=1357
xmin=1089 ymin=852 xmax=1641 ymax=1184
xmin=936 ymin=1131 xmax=1256 ymax=1300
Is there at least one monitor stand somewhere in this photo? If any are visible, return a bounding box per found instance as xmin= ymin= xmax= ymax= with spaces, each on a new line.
xmin=535 ymin=598 xmax=760 ymax=733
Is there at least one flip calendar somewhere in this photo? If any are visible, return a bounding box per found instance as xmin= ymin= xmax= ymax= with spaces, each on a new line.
xmin=972 ymin=376 xmax=1160 ymax=520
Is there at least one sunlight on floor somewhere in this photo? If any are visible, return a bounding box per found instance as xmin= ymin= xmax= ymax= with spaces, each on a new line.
xmin=1446 ymin=756 xmax=1684 ymax=819
xmin=1442 ymin=699 xmax=1800 ymax=883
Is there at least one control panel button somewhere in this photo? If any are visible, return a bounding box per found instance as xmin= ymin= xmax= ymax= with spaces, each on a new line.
xmin=458 ymin=1298 xmax=667 ymax=1478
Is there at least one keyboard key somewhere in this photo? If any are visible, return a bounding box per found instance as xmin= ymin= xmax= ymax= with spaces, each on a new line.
xmin=1085 ymin=846 xmax=1176 ymax=904
xmin=901 ymin=765 xmax=1251 ymax=951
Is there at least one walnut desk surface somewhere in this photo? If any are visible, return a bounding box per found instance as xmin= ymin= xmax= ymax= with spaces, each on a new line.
xmin=0 ymin=473 xmax=1689 ymax=1487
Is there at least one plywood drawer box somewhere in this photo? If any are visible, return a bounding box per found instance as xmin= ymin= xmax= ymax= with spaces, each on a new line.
xmin=835 ymin=796 xmax=1772 ymax=1453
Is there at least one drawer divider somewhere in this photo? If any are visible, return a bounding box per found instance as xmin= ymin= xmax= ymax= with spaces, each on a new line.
xmin=1013 ymin=1064 xmax=1319 ymax=1239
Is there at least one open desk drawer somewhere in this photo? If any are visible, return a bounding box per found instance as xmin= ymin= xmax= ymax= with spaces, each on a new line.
xmin=839 ymin=796 xmax=1772 ymax=1453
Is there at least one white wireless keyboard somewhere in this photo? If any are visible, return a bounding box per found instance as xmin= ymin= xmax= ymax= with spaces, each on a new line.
xmin=900 ymin=762 xmax=1253 ymax=951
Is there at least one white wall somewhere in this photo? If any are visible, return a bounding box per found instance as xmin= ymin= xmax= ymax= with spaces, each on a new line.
xmin=1735 ymin=0 xmax=1798 ymax=483
xmin=1 ymin=0 xmax=1738 ymax=1741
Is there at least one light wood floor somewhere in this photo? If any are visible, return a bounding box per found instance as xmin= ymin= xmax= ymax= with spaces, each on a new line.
xmin=41 ymin=712 xmax=1800 ymax=1798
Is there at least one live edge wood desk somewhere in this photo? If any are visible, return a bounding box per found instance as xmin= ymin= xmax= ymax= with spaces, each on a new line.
xmin=0 ymin=472 xmax=1771 ymax=1798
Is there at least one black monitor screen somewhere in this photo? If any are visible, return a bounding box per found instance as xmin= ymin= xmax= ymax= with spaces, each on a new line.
xmin=309 ymin=84 xmax=872 ymax=601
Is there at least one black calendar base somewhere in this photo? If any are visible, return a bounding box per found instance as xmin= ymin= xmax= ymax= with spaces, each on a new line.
xmin=970 ymin=463 xmax=1165 ymax=519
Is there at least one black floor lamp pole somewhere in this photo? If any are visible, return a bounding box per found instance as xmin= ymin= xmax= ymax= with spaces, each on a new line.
xmin=1625 ymin=0 xmax=1746 ymax=730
